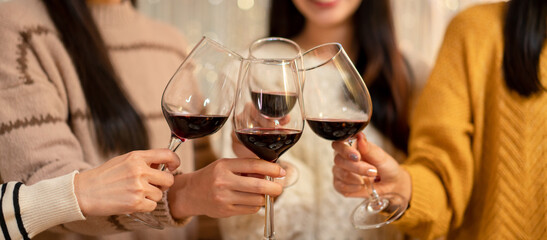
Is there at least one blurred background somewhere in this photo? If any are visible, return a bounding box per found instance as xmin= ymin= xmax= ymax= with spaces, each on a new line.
xmin=137 ymin=0 xmax=506 ymax=78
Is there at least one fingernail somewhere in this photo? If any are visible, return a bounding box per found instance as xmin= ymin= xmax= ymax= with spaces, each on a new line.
xmin=280 ymin=167 xmax=286 ymax=176
xmin=366 ymin=168 xmax=377 ymax=177
xmin=349 ymin=153 xmax=359 ymax=161
xmin=374 ymin=176 xmax=381 ymax=183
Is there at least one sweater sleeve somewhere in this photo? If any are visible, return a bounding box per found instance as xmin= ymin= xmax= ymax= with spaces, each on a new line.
xmin=0 ymin=171 xmax=85 ymax=240
xmin=394 ymin=8 xmax=477 ymax=239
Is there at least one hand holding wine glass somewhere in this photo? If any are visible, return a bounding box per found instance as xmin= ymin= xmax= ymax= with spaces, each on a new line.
xmin=129 ymin=36 xmax=241 ymax=229
xmin=75 ymin=149 xmax=180 ymax=217
xmin=300 ymin=43 xmax=407 ymax=229
xmin=167 ymin=157 xmax=286 ymax=219
xmin=331 ymin=132 xmax=412 ymax=221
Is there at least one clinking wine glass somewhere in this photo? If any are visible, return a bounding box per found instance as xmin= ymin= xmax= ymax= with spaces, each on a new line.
xmin=128 ymin=36 xmax=242 ymax=229
xmin=247 ymin=37 xmax=303 ymax=188
xmin=233 ymin=57 xmax=304 ymax=240
xmin=300 ymin=43 xmax=407 ymax=229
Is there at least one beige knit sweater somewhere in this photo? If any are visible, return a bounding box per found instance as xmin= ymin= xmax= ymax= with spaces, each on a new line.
xmin=0 ymin=0 xmax=196 ymax=239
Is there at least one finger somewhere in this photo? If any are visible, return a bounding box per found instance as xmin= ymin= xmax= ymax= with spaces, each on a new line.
xmin=227 ymin=191 xmax=266 ymax=207
xmin=134 ymin=198 xmax=158 ymax=213
xmin=231 ymin=205 xmax=262 ymax=215
xmin=355 ymin=133 xmax=392 ymax=167
xmin=144 ymin=184 xmax=164 ymax=202
xmin=136 ymin=149 xmax=181 ymax=171
xmin=333 ymin=179 xmax=366 ymax=197
xmin=230 ymin=174 xmax=283 ymax=196
xmin=146 ymin=170 xmax=175 ymax=190
xmin=333 ymin=154 xmax=377 ymax=177
xmin=332 ymin=166 xmax=364 ymax=185
xmin=331 ymin=141 xmax=360 ymax=162
xmin=237 ymin=173 xmax=265 ymax=179
xmin=343 ymin=190 xmax=370 ymax=198
xmin=227 ymin=158 xmax=286 ymax=178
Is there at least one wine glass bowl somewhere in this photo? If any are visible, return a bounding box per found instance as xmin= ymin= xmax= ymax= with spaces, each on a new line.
xmin=300 ymin=43 xmax=406 ymax=229
xmin=301 ymin=43 xmax=371 ymax=142
xmin=247 ymin=60 xmax=299 ymax=119
xmin=161 ymin=37 xmax=240 ymax=142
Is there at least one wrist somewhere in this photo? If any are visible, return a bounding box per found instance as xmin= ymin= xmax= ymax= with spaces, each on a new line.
xmin=73 ymin=172 xmax=88 ymax=216
xmin=396 ymin=168 xmax=412 ymax=205
xmin=168 ymin=173 xmax=197 ymax=219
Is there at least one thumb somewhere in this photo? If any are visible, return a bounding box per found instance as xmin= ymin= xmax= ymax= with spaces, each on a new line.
xmin=355 ymin=132 xmax=390 ymax=168
xmin=145 ymin=149 xmax=181 ymax=172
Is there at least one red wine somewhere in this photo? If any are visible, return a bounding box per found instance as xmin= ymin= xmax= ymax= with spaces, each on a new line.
xmin=251 ymin=91 xmax=297 ymax=118
xmin=235 ymin=128 xmax=302 ymax=162
xmin=306 ymin=118 xmax=369 ymax=141
xmin=163 ymin=111 xmax=228 ymax=140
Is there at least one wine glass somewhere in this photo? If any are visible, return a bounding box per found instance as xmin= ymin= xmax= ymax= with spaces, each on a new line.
xmin=247 ymin=37 xmax=303 ymax=187
xmin=233 ymin=57 xmax=304 ymax=240
xmin=300 ymin=43 xmax=407 ymax=229
xmin=129 ymin=36 xmax=242 ymax=229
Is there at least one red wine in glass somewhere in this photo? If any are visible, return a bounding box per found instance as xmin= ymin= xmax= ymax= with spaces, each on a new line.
xmin=162 ymin=109 xmax=229 ymax=141
xmin=306 ymin=118 xmax=369 ymax=141
xmin=251 ymin=91 xmax=297 ymax=118
xmin=235 ymin=128 xmax=302 ymax=162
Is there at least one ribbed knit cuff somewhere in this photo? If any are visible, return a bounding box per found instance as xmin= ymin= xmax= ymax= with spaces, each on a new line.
xmin=157 ymin=189 xmax=193 ymax=227
xmin=395 ymin=164 xmax=450 ymax=238
xmin=20 ymin=171 xmax=85 ymax=238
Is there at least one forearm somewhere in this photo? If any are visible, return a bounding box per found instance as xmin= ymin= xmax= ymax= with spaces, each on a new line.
xmin=167 ymin=173 xmax=197 ymax=219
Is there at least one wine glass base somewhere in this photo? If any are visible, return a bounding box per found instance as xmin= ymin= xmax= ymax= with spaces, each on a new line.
xmin=275 ymin=160 xmax=299 ymax=188
xmin=351 ymin=192 xmax=407 ymax=229
xmin=127 ymin=212 xmax=164 ymax=229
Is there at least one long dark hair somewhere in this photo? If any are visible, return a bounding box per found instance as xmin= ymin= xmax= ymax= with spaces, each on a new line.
xmin=503 ymin=0 xmax=547 ymax=97
xmin=270 ymin=0 xmax=411 ymax=152
xmin=43 ymin=0 xmax=149 ymax=155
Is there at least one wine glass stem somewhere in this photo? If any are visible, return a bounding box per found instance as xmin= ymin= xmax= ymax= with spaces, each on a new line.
xmin=264 ymin=175 xmax=276 ymax=240
xmin=159 ymin=135 xmax=183 ymax=171
xmin=369 ymin=180 xmax=380 ymax=200
xmin=168 ymin=135 xmax=183 ymax=151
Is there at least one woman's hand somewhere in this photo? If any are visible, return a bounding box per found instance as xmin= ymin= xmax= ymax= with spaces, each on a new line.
xmin=74 ymin=149 xmax=180 ymax=217
xmin=168 ymin=158 xmax=285 ymax=219
xmin=331 ymin=132 xmax=411 ymax=202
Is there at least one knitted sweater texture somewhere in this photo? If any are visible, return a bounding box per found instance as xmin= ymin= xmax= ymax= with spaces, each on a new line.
xmin=0 ymin=0 xmax=195 ymax=239
xmin=396 ymin=3 xmax=547 ymax=239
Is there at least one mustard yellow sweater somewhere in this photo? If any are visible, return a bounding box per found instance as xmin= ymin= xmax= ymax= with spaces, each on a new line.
xmin=396 ymin=3 xmax=547 ymax=239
